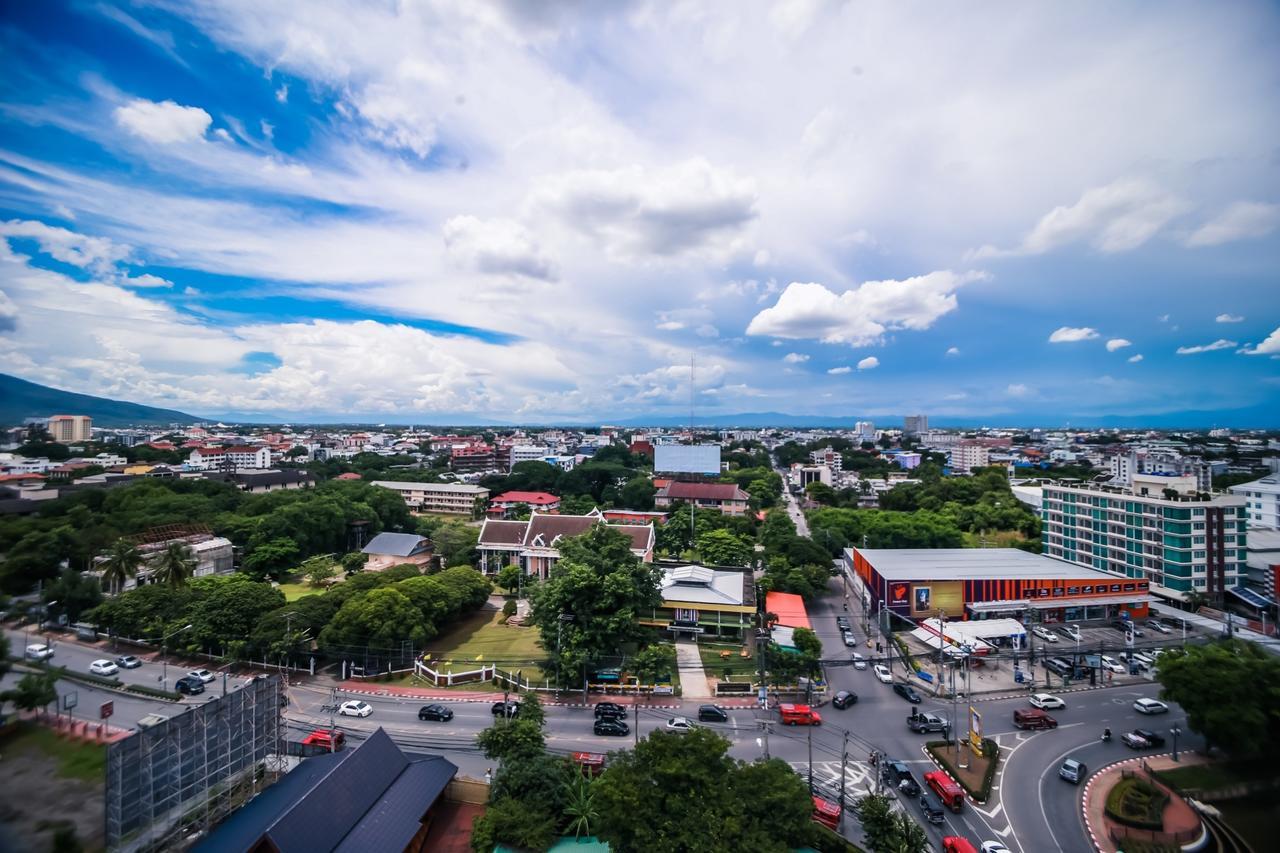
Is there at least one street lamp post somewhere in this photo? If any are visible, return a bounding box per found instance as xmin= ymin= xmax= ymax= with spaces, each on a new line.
xmin=161 ymin=623 xmax=194 ymax=692
xmin=1171 ymin=723 xmax=1183 ymax=762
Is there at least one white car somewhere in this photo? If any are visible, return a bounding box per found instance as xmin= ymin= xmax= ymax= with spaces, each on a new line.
xmin=137 ymin=713 xmax=170 ymax=729
xmin=338 ymin=700 xmax=373 ymax=718
xmin=1132 ymin=651 xmax=1156 ymax=667
xmin=25 ymin=643 xmax=54 ymax=660
xmin=1032 ymin=626 xmax=1059 ymax=643
xmin=1029 ymin=693 xmax=1065 ymax=710
xmin=981 ymin=843 xmax=1012 ymax=853
xmin=873 ymin=664 xmax=892 ymax=683
xmin=1100 ymin=655 xmax=1126 ymax=674
xmin=1061 ymin=625 xmax=1082 ymax=642
xmin=851 ymin=653 xmax=868 ymax=670
xmin=1133 ymin=698 xmax=1168 ymax=715
xmin=665 ymin=716 xmax=694 ymax=732
xmin=89 ymin=659 xmax=119 ymax=676
xmin=189 ymin=669 xmax=216 ymax=683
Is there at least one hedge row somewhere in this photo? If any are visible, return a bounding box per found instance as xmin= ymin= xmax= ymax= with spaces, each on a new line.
xmin=1105 ymin=776 xmax=1168 ymax=831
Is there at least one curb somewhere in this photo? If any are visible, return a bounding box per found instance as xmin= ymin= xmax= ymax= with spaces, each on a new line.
xmin=967 ymin=680 xmax=1145 ymax=703
xmin=1079 ymin=751 xmax=1175 ymax=852
xmin=919 ymin=742 xmax=988 ymax=807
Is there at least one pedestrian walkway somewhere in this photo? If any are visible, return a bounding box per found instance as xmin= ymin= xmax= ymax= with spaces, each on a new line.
xmin=674 ymin=640 xmax=712 ymax=698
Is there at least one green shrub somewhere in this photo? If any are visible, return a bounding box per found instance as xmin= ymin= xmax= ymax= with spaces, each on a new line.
xmin=502 ymin=599 xmax=517 ymax=617
xmin=123 ymin=683 xmax=183 ymax=701
xmin=1104 ymin=776 xmax=1169 ymax=830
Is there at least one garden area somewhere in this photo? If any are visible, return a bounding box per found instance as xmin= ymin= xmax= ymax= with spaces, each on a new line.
xmin=926 ymin=738 xmax=1000 ymax=803
xmin=697 ymin=640 xmax=756 ymax=680
xmin=423 ymin=605 xmax=549 ymax=678
xmin=1106 ymin=774 xmax=1169 ymax=830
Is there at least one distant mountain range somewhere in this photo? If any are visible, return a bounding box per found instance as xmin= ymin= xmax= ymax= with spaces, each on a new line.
xmin=0 ymin=374 xmax=199 ymax=427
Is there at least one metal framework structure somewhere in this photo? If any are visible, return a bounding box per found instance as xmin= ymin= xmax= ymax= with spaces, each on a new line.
xmin=105 ymin=676 xmax=285 ymax=852
xmin=124 ymin=523 xmax=213 ymax=546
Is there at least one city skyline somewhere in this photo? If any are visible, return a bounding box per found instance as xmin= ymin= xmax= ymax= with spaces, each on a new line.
xmin=1 ymin=1 xmax=1278 ymax=424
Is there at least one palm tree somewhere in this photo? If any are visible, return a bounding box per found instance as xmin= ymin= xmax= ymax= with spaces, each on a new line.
xmin=562 ymin=769 xmax=599 ymax=840
xmin=151 ymin=542 xmax=196 ymax=589
xmin=100 ymin=539 xmax=144 ymax=596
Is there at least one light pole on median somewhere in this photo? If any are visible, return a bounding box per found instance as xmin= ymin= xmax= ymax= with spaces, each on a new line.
xmin=161 ymin=623 xmax=194 ymax=692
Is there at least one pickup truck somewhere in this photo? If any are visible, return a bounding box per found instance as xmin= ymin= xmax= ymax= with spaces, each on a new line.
xmin=907 ymin=711 xmax=948 ymax=733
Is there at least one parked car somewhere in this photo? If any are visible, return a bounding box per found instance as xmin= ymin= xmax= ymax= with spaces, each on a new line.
xmin=873 ymin=664 xmax=893 ymax=684
xmin=1100 ymin=655 xmax=1126 ymax=674
xmin=1061 ymin=625 xmax=1082 ymax=642
xmin=338 ymin=700 xmax=372 ymax=718
xmin=89 ymin=659 xmax=119 ymax=676
xmin=917 ymin=792 xmax=947 ymax=824
xmin=1029 ymin=693 xmax=1065 ymax=710
xmin=1058 ymin=758 xmax=1087 ymax=784
xmin=301 ymin=729 xmax=345 ymax=750
xmin=492 ymin=700 xmax=521 ymax=718
xmin=665 ymin=716 xmax=694 ymax=733
xmin=1132 ymin=651 xmax=1156 ymax=667
xmin=24 ymin=643 xmax=54 ymax=661
xmin=1113 ymin=619 xmax=1144 ymax=637
xmin=1032 ymin=626 xmax=1059 ymax=643
xmin=594 ymin=701 xmax=626 ymax=720
xmin=836 ymin=616 xmax=851 ymax=629
xmin=417 ymin=703 xmax=453 ymax=722
xmin=1133 ymin=698 xmax=1169 ymax=715
xmin=851 ymin=652 xmax=868 ymax=670
xmin=594 ymin=718 xmax=630 ymax=736
xmin=1146 ymin=619 xmax=1171 ymax=634
xmin=893 ymin=683 xmax=922 ymax=704
xmin=697 ymin=704 xmax=729 ymax=723
xmin=137 ymin=713 xmax=170 ymax=729
xmin=1119 ymin=652 xmax=1150 ymax=672
xmin=115 ymin=654 xmax=142 ymax=669
xmin=832 ymin=691 xmax=858 ymax=710
xmin=908 ymin=711 xmax=947 ymax=733
xmin=188 ymin=669 xmax=216 ymax=684
xmin=1044 ymin=657 xmax=1073 ymax=676
xmin=880 ymin=760 xmax=920 ymax=797
xmin=175 ymin=675 xmax=204 ymax=695
xmin=1133 ymin=728 xmax=1166 ymax=747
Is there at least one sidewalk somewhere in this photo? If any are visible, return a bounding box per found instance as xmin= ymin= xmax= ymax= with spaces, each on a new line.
xmin=675 ymin=640 xmax=712 ymax=699
xmin=335 ymin=680 xmax=763 ymax=709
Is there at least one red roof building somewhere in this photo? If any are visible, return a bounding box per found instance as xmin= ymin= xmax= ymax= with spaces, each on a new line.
xmin=766 ymin=591 xmax=811 ymax=630
xmin=489 ymin=491 xmax=561 ymax=516
xmin=654 ymin=481 xmax=750 ymax=515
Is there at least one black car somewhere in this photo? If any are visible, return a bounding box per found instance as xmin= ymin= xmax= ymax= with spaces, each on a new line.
xmin=881 ymin=760 xmax=920 ymax=797
xmin=593 ymin=718 xmax=630 ymax=736
xmin=491 ymin=700 xmax=520 ymax=718
xmin=836 ymin=616 xmax=850 ymax=629
xmin=418 ymin=703 xmax=453 ymax=722
xmin=1133 ymin=728 xmax=1166 ymax=748
xmin=832 ymin=690 xmax=858 ymax=709
xmin=594 ymin=701 xmax=626 ymax=720
xmin=697 ymin=704 xmax=729 ymax=723
xmin=917 ymin=792 xmax=946 ymax=825
xmin=893 ymin=683 xmax=922 ymax=704
xmin=175 ymin=675 xmax=204 ymax=695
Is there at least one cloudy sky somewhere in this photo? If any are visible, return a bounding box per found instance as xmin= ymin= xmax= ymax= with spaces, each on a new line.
xmin=1 ymin=1 xmax=1277 ymax=425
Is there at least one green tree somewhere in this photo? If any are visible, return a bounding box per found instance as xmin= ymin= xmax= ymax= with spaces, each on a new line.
xmin=341 ymin=551 xmax=368 ymax=575
xmin=496 ymin=564 xmax=522 ymax=595
xmin=559 ymin=494 xmax=598 ymax=515
xmin=241 ymin=537 xmax=302 ymax=581
xmin=186 ymin=575 xmax=287 ymax=655
xmin=432 ymin=522 xmax=479 ymax=567
xmin=529 ymin=525 xmax=663 ymax=685
xmin=319 ymin=587 xmax=428 ymax=649
xmin=301 ymin=555 xmax=338 ymax=587
xmin=1156 ymin=639 xmax=1280 ymax=757
xmin=563 ymin=769 xmax=600 ymax=840
xmin=87 ymin=584 xmax=194 ymax=640
xmin=631 ymin=643 xmax=677 ymax=684
xmin=150 ymin=542 xmax=196 ymax=588
xmin=476 ymin=718 xmax=546 ymax=762
xmin=3 ymin=669 xmax=59 ymax=711
xmin=696 ymin=529 xmax=753 ymax=567
xmin=469 ymin=797 xmax=557 ymax=853
xmin=620 ymin=476 xmax=656 ymax=510
xmin=805 ymin=481 xmax=838 ymax=506
xmin=98 ymin=539 xmax=144 ymax=596
xmin=43 ymin=567 xmax=103 ymax=623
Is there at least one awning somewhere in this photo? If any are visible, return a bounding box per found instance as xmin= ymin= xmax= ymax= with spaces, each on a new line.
xmin=1229 ymin=586 xmax=1275 ymax=609
xmin=967 ymin=594 xmax=1153 ymax=613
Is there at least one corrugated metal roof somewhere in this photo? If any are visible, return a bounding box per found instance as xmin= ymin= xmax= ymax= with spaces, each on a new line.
xmin=362 ymin=532 xmax=431 ymax=557
xmin=333 ymin=756 xmax=456 ymax=853
xmin=851 ymin=547 xmax=1133 ymax=582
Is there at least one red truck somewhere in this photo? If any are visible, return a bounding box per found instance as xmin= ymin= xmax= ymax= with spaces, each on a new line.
xmin=941 ymin=837 xmax=977 ymax=853
xmin=301 ymin=729 xmax=345 ymax=751
xmin=811 ymin=796 xmax=841 ymax=830
xmin=779 ymin=703 xmax=822 ymax=726
xmin=924 ymin=770 xmax=964 ymax=812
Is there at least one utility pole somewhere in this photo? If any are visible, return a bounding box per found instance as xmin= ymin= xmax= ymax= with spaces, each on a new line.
xmin=634 ymin=700 xmax=639 ymax=747
xmin=759 ymin=719 xmax=771 ymax=758
xmin=807 ymin=723 xmax=814 ymax=794
xmin=839 ymin=731 xmax=849 ymax=819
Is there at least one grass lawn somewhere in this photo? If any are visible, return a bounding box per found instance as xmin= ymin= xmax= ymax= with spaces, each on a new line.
xmin=0 ymin=722 xmax=107 ymax=782
xmin=697 ymin=640 xmax=757 ymax=678
xmin=1155 ymin=761 xmax=1276 ymax=793
xmin=276 ymin=572 xmax=343 ymax=601
xmin=423 ymin=608 xmax=549 ymax=680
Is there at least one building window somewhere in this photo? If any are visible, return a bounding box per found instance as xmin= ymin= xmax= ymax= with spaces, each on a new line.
xmin=1067 ymin=586 xmax=1079 ymax=595
xmin=1053 ymin=588 xmax=1065 ymax=597
xmin=1110 ymin=584 xmax=1121 ymax=592
xmin=1082 ymin=585 xmax=1093 ymax=594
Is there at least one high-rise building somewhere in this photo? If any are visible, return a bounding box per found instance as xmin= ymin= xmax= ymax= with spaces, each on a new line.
xmin=47 ymin=415 xmax=91 ymax=443
xmin=903 ymin=414 xmax=928 ymax=435
xmin=1229 ymin=476 xmax=1280 ymax=529
xmin=1041 ymin=480 xmax=1248 ymax=605
xmin=1108 ymin=449 xmax=1212 ymax=493
xmin=854 ymin=421 xmax=876 ymax=442
xmin=949 ymin=441 xmax=990 ymax=474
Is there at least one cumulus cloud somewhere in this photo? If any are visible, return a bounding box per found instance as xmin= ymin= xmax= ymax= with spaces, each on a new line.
xmin=0 ymin=219 xmax=130 ymax=272
xmin=656 ymin=321 xmax=684 ymax=331
xmin=1240 ymin=326 xmax=1280 ymax=356
xmin=1049 ymin=326 xmax=1099 ymax=343
xmin=1185 ymin=202 xmax=1280 ymax=247
xmin=1176 ymin=339 xmax=1236 ymax=354
xmin=783 ymin=352 xmax=809 ymax=363
xmin=1105 ymin=338 xmax=1132 ymax=352
xmin=1128 ymin=354 xmax=1144 ymax=363
xmin=827 ymin=366 xmax=851 ymax=374
xmin=0 ymin=289 xmax=17 ymax=332
xmin=442 ymin=215 xmax=556 ymax=280
xmin=945 ymin=346 xmax=960 ymax=357
xmin=695 ymin=324 xmax=719 ymax=338
xmin=113 ymin=98 xmax=212 ymax=144
xmin=533 ymin=158 xmax=757 ymax=258
xmin=971 ymin=178 xmax=1187 ymax=258
xmin=856 ymin=356 xmax=879 ymax=371
xmin=746 ymin=270 xmax=986 ymax=346
xmin=124 ymin=273 xmax=174 ymax=288
xmin=1006 ymin=383 xmax=1032 ymax=397
xmin=1215 ymin=313 xmax=1244 ymax=323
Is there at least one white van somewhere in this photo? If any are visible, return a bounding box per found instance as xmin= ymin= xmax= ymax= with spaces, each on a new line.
xmin=1058 ymin=758 xmax=1087 ymax=784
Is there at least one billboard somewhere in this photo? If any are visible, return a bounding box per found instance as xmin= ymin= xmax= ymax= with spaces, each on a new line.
xmin=910 ymin=580 xmax=963 ymax=618
xmin=969 ymin=706 xmax=983 ymax=755
xmin=654 ymin=444 xmax=721 ymax=475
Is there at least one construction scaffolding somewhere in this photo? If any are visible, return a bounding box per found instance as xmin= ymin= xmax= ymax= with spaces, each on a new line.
xmin=105 ymin=675 xmax=285 ymax=852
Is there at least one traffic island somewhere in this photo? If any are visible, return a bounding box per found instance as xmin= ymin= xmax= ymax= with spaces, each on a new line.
xmin=924 ymin=738 xmax=1000 ymax=803
xmin=1081 ymin=757 xmax=1204 ymax=853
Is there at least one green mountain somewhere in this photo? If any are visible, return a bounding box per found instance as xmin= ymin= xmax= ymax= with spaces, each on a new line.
xmin=0 ymin=373 xmax=200 ymax=427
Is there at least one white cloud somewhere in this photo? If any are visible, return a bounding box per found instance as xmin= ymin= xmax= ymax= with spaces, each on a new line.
xmin=695 ymin=324 xmax=720 ymax=338
xmin=856 ymin=356 xmax=879 ymax=371
xmin=124 ymin=273 xmax=174 ymax=288
xmin=656 ymin=321 xmax=685 ymax=331
xmin=945 ymin=346 xmax=960 ymax=357
xmin=746 ymin=270 xmax=986 ymax=346
xmin=0 ymin=219 xmax=130 ymax=271
xmin=971 ymin=178 xmax=1187 ymax=258
xmin=1105 ymin=338 xmax=1132 ymax=352
xmin=1215 ymin=313 xmax=1244 ymax=323
xmin=1049 ymin=326 xmax=1099 ymax=343
xmin=783 ymin=352 xmax=809 ymax=363
xmin=1158 ymin=314 xmax=1172 ymax=323
xmin=113 ymin=98 xmax=212 ymax=144
xmin=1128 ymin=354 xmax=1144 ymax=363
xmin=1176 ymin=339 xmax=1237 ymax=355
xmin=827 ymin=366 xmax=851 ymax=374
xmin=1006 ymin=383 xmax=1032 ymax=397
xmin=275 ymin=83 xmax=289 ymax=103
xmin=442 ymin=215 xmax=556 ymax=280
xmin=1240 ymin=326 xmax=1280 ymax=356
xmin=0 ymin=289 xmax=17 ymax=332
xmin=1186 ymin=202 xmax=1280 ymax=247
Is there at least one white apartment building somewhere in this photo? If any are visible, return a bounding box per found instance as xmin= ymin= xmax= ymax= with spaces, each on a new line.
xmin=1041 ymin=480 xmax=1248 ymax=604
xmin=854 ymin=421 xmax=876 ymax=442
xmin=48 ymin=415 xmax=92 ymax=443
xmin=949 ymin=441 xmax=990 ymax=474
xmin=1229 ymin=476 xmax=1280 ymax=529
xmin=1108 ymin=449 xmax=1212 ymax=493
xmin=919 ymin=431 xmax=958 ymax=448
xmin=809 ymin=447 xmax=843 ymax=473
xmin=187 ymin=445 xmax=272 ymax=470
xmin=510 ymin=445 xmax=553 ymax=467
xmin=371 ymin=480 xmax=489 ymax=515
xmin=903 ymin=415 xmax=928 ymax=435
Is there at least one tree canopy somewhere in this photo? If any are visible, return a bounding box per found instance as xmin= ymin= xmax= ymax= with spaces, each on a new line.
xmin=1156 ymin=639 xmax=1280 ymax=758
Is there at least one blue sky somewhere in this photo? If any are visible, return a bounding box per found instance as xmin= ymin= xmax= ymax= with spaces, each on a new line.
xmin=0 ymin=1 xmax=1277 ymax=425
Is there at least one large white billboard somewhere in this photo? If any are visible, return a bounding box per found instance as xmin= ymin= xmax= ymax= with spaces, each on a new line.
xmin=655 ymin=444 xmax=721 ymax=475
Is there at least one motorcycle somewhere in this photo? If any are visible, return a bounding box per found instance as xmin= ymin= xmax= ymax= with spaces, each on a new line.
xmin=1102 ymin=729 xmax=1112 ymax=743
